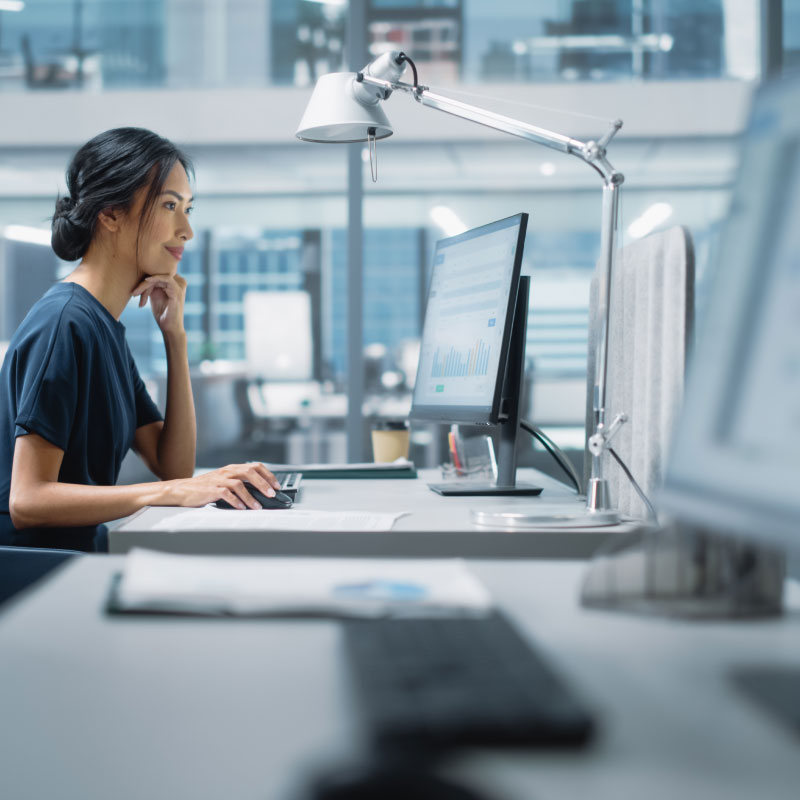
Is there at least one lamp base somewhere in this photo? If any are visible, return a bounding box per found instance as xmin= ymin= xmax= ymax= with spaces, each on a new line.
xmin=471 ymin=508 xmax=621 ymax=528
xmin=429 ymin=482 xmax=543 ymax=497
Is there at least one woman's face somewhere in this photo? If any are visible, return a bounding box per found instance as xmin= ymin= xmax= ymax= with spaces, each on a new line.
xmin=126 ymin=161 xmax=194 ymax=276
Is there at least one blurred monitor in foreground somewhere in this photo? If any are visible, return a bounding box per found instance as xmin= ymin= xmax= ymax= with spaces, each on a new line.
xmin=583 ymin=73 xmax=800 ymax=624
xmin=659 ymin=72 xmax=800 ymax=554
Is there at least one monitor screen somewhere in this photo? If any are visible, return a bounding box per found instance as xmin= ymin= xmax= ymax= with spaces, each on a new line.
xmin=410 ymin=213 xmax=528 ymax=424
xmin=660 ymin=74 xmax=800 ymax=551
xmin=244 ymin=291 xmax=313 ymax=380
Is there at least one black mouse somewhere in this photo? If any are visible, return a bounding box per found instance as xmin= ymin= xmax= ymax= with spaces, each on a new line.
xmin=214 ymin=482 xmax=293 ymax=510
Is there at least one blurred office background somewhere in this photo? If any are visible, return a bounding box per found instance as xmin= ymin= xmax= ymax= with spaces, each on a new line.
xmin=0 ymin=0 xmax=796 ymax=480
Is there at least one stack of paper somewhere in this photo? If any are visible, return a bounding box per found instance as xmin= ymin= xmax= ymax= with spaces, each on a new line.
xmin=266 ymin=459 xmax=417 ymax=479
xmin=109 ymin=548 xmax=494 ymax=619
xmin=150 ymin=508 xmax=408 ymax=533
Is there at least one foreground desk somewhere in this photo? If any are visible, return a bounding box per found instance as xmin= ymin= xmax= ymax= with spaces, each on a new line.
xmin=1 ymin=557 xmax=799 ymax=800
xmin=111 ymin=469 xmax=641 ymax=558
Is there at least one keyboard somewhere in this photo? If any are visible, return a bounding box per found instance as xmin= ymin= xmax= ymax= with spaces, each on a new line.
xmin=272 ymin=471 xmax=302 ymax=499
xmin=343 ymin=612 xmax=595 ymax=751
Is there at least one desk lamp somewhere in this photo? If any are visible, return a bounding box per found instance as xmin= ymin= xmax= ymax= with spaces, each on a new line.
xmin=296 ymin=51 xmax=627 ymax=526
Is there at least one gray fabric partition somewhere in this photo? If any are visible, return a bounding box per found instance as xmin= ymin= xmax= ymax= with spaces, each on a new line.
xmin=584 ymin=226 xmax=695 ymax=520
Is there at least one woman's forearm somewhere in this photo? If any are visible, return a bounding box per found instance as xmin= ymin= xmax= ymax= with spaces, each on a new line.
xmin=156 ymin=331 xmax=196 ymax=479
xmin=9 ymin=479 xmax=178 ymax=529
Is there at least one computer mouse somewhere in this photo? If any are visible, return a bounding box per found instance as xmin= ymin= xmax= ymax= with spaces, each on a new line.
xmin=214 ymin=482 xmax=293 ymax=510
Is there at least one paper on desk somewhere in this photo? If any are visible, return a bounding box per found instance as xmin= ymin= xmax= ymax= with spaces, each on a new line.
xmin=111 ymin=548 xmax=494 ymax=618
xmin=150 ymin=508 xmax=407 ymax=533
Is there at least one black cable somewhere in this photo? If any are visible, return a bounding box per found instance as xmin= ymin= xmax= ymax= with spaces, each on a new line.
xmin=520 ymin=418 xmax=582 ymax=494
xmin=519 ymin=419 xmax=659 ymax=521
xmin=396 ymin=52 xmax=419 ymax=90
xmin=607 ymin=446 xmax=659 ymax=523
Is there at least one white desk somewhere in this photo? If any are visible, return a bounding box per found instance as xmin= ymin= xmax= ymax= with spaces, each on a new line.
xmin=1 ymin=557 xmax=799 ymax=800
xmin=111 ymin=469 xmax=643 ymax=558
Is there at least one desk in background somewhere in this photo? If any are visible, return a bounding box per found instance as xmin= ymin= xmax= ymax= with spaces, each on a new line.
xmin=1 ymin=556 xmax=798 ymax=800
xmin=111 ymin=469 xmax=642 ymax=558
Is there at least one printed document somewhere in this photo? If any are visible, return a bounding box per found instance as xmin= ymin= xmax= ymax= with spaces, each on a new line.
xmin=111 ymin=548 xmax=494 ymax=618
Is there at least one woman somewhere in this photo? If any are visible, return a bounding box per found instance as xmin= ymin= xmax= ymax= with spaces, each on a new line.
xmin=0 ymin=127 xmax=280 ymax=551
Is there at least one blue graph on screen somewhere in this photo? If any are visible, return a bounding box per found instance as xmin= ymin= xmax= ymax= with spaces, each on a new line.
xmin=431 ymin=340 xmax=491 ymax=378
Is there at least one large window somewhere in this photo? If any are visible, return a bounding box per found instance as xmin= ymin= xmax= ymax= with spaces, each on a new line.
xmin=331 ymin=227 xmax=422 ymax=384
xmin=0 ymin=1 xmax=763 ymax=92
xmin=0 ymin=1 xmax=783 ymax=465
xmin=364 ymin=1 xmax=759 ymax=83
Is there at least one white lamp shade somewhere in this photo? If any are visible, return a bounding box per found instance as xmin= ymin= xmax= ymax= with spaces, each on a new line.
xmin=295 ymin=72 xmax=393 ymax=143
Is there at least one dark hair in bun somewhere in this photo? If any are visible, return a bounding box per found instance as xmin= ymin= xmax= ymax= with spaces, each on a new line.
xmin=51 ymin=127 xmax=194 ymax=262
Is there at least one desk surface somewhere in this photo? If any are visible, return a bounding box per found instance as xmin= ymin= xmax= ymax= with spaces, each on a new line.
xmin=111 ymin=469 xmax=641 ymax=559
xmin=1 ymin=557 xmax=799 ymax=800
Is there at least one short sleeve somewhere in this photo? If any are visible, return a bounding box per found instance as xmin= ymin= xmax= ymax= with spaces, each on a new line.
xmin=14 ymin=318 xmax=80 ymax=451
xmin=129 ymin=349 xmax=163 ymax=429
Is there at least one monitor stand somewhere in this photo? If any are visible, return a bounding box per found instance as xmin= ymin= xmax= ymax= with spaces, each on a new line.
xmin=580 ymin=522 xmax=785 ymax=618
xmin=427 ymin=277 xmax=543 ymax=497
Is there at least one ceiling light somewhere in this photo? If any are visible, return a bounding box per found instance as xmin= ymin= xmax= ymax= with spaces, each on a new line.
xmin=3 ymin=225 xmax=51 ymax=246
xmin=429 ymin=206 xmax=467 ymax=237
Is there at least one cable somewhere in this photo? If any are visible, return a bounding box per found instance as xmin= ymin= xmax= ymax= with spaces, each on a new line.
xmin=367 ymin=127 xmax=378 ymax=182
xmin=607 ymin=446 xmax=659 ymax=523
xmin=396 ymin=52 xmax=419 ymax=90
xmin=433 ymin=84 xmax=618 ymax=125
xmin=520 ymin=420 xmax=658 ymax=521
xmin=520 ymin=419 xmax=582 ymax=494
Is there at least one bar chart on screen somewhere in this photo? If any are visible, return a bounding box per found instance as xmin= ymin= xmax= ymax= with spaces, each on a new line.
xmin=430 ymin=339 xmax=491 ymax=378
xmin=415 ymin=220 xmax=519 ymax=407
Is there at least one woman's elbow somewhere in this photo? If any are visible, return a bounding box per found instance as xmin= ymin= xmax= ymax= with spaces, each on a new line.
xmin=157 ymin=463 xmax=194 ymax=481
xmin=9 ymin=490 xmax=37 ymax=528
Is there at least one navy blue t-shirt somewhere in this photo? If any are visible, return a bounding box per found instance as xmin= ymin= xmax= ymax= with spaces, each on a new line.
xmin=0 ymin=283 xmax=163 ymax=551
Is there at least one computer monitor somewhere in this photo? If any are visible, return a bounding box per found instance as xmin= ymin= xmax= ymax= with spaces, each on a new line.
xmin=244 ymin=291 xmax=313 ymax=381
xmin=0 ymin=235 xmax=58 ymax=340
xmin=659 ymin=73 xmax=800 ymax=554
xmin=410 ymin=213 xmax=541 ymax=496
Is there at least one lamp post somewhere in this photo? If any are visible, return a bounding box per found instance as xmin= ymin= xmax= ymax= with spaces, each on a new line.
xmin=297 ymin=51 xmax=626 ymax=526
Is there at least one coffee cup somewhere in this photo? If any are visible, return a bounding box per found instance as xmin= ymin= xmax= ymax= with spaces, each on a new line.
xmin=371 ymin=420 xmax=410 ymax=463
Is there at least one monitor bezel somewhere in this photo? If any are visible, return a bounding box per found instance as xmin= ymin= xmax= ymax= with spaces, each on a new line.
xmin=409 ymin=212 xmax=528 ymax=425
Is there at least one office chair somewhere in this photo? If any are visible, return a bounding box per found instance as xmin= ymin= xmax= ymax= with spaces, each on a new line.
xmin=0 ymin=546 xmax=82 ymax=608
xmin=20 ymin=35 xmax=74 ymax=89
xmin=584 ymin=225 xmax=695 ymax=520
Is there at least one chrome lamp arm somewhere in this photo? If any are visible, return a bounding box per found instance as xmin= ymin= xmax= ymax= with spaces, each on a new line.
xmin=356 ymin=72 xmax=623 ymax=184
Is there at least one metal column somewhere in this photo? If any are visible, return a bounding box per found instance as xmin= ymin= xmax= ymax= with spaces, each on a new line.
xmin=346 ymin=0 xmax=367 ymax=461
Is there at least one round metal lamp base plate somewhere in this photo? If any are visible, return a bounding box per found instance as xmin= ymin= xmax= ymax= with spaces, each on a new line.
xmin=471 ymin=509 xmax=621 ymax=529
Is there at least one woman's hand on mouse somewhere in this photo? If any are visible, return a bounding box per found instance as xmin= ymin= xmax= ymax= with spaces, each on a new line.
xmin=158 ymin=462 xmax=281 ymax=510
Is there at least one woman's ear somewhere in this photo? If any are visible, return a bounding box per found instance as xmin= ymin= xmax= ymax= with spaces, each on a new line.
xmin=97 ymin=207 xmax=122 ymax=233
